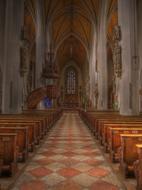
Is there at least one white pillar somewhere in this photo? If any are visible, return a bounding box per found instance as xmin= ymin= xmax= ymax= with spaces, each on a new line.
xmin=137 ymin=0 xmax=142 ymax=112
xmin=118 ymin=0 xmax=139 ymax=115
xmin=0 ymin=0 xmax=6 ymax=112
xmin=89 ymin=29 xmax=97 ymax=108
xmin=2 ymin=0 xmax=24 ymax=113
xmin=97 ymin=2 xmax=108 ymax=110
xmin=0 ymin=0 xmax=6 ymax=72
xmin=35 ymin=0 xmax=45 ymax=88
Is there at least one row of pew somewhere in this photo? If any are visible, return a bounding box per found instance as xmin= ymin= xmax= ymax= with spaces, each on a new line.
xmin=79 ymin=110 xmax=142 ymax=190
xmin=0 ymin=109 xmax=62 ymax=177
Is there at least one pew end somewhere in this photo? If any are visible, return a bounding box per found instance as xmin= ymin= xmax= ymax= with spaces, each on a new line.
xmin=0 ymin=133 xmax=18 ymax=177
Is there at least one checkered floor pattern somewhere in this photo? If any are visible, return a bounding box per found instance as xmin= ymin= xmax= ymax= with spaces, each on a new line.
xmin=12 ymin=112 xmax=125 ymax=190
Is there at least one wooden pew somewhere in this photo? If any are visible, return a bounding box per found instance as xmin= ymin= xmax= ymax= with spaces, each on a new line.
xmin=79 ymin=111 xmax=119 ymax=135
xmin=0 ymin=109 xmax=62 ymax=178
xmin=103 ymin=123 xmax=142 ymax=152
xmin=0 ymin=117 xmax=43 ymax=143
xmin=0 ymin=110 xmax=62 ymax=150
xmin=0 ymin=122 xmax=35 ymax=151
xmin=98 ymin=119 xmax=142 ymax=142
xmin=80 ymin=110 xmax=142 ymax=139
xmin=0 ymin=126 xmax=28 ymax=162
xmin=0 ymin=133 xmax=17 ymax=176
xmin=23 ymin=109 xmax=63 ymax=130
xmin=0 ymin=116 xmax=49 ymax=144
xmin=134 ymin=144 xmax=142 ymax=190
xmin=21 ymin=113 xmax=49 ymax=135
xmin=120 ymin=134 xmax=142 ymax=177
xmin=108 ymin=128 xmax=142 ymax=162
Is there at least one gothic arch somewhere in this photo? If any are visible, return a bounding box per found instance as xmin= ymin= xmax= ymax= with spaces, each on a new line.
xmin=55 ymin=33 xmax=89 ymax=60
xmin=61 ymin=61 xmax=82 ymax=87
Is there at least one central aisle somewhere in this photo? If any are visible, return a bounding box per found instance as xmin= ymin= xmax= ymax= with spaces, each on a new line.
xmin=12 ymin=112 xmax=124 ymax=190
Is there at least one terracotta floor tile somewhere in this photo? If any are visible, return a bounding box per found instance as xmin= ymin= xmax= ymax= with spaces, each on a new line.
xmin=73 ymin=163 xmax=93 ymax=172
xmin=59 ymin=158 xmax=80 ymax=166
xmin=20 ymin=180 xmax=47 ymax=190
xmin=11 ymin=113 xmax=127 ymax=190
xmin=41 ymin=173 xmax=65 ymax=186
xmin=72 ymin=173 xmax=97 ymax=187
xmin=29 ymin=167 xmax=53 ymax=177
xmin=88 ymin=167 xmax=110 ymax=177
xmin=53 ymin=180 xmax=82 ymax=190
xmin=84 ymin=159 xmax=102 ymax=165
xmin=91 ymin=180 xmax=119 ymax=190
xmin=36 ymin=158 xmax=54 ymax=165
xmin=58 ymin=168 xmax=81 ymax=177
xmin=45 ymin=162 xmax=66 ymax=172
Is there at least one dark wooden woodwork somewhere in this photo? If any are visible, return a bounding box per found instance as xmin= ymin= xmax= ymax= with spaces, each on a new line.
xmin=120 ymin=134 xmax=142 ymax=177
xmin=108 ymin=128 xmax=142 ymax=162
xmin=104 ymin=123 xmax=142 ymax=152
xmin=0 ymin=126 xmax=28 ymax=162
xmin=134 ymin=144 xmax=142 ymax=190
xmin=27 ymin=87 xmax=47 ymax=109
xmin=0 ymin=133 xmax=17 ymax=176
xmin=0 ymin=122 xmax=35 ymax=151
xmin=0 ymin=109 xmax=62 ymax=177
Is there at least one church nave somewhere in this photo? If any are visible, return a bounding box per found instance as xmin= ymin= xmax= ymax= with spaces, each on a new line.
xmin=11 ymin=112 xmax=125 ymax=190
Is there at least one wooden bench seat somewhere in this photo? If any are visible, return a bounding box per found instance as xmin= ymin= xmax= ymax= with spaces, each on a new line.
xmin=80 ymin=112 xmax=119 ymax=134
xmin=21 ymin=114 xmax=49 ymax=134
xmin=102 ymin=123 xmax=142 ymax=151
xmin=0 ymin=126 xmax=28 ymax=162
xmin=0 ymin=133 xmax=17 ymax=176
xmin=0 ymin=117 xmax=45 ymax=140
xmin=134 ymin=144 xmax=142 ymax=190
xmin=120 ymin=134 xmax=142 ymax=177
xmin=97 ymin=119 xmax=142 ymax=141
xmin=0 ymin=109 xmax=62 ymax=177
xmin=80 ymin=111 xmax=142 ymax=137
xmin=0 ymin=122 xmax=37 ymax=151
xmin=108 ymin=128 xmax=142 ymax=162
xmin=23 ymin=109 xmax=63 ymax=129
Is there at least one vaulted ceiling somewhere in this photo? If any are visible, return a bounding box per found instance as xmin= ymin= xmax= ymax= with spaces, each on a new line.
xmin=56 ymin=35 xmax=87 ymax=71
xmin=24 ymin=0 xmax=118 ymax=71
xmin=44 ymin=0 xmax=100 ymax=69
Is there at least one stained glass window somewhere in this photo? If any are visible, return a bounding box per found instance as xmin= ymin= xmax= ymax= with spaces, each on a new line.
xmin=66 ymin=68 xmax=77 ymax=94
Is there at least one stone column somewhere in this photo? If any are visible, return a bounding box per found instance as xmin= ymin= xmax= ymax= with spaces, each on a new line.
xmin=0 ymin=0 xmax=6 ymax=112
xmin=89 ymin=29 xmax=97 ymax=108
xmin=0 ymin=0 xmax=6 ymax=71
xmin=137 ymin=0 xmax=142 ymax=112
xmin=97 ymin=2 xmax=108 ymax=110
xmin=118 ymin=0 xmax=139 ymax=115
xmin=2 ymin=0 xmax=24 ymax=113
xmin=35 ymin=0 xmax=45 ymax=88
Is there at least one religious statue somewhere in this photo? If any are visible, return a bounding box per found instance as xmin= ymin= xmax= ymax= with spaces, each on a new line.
xmin=112 ymin=25 xmax=122 ymax=78
xmin=94 ymin=83 xmax=99 ymax=109
xmin=20 ymin=26 xmax=30 ymax=77
xmin=20 ymin=26 xmax=32 ymax=108
xmin=112 ymin=25 xmax=121 ymax=41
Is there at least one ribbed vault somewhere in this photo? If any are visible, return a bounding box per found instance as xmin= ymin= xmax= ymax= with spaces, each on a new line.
xmin=44 ymin=0 xmax=100 ymax=69
xmin=56 ymin=35 xmax=87 ymax=70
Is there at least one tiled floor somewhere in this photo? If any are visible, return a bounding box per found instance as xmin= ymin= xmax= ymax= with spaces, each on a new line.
xmin=12 ymin=112 xmax=126 ymax=190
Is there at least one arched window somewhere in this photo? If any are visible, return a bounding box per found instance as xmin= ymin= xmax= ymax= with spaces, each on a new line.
xmin=66 ymin=67 xmax=77 ymax=94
